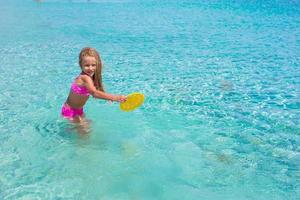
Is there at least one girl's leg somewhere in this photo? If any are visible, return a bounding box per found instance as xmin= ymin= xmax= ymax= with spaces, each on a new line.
xmin=72 ymin=115 xmax=92 ymax=135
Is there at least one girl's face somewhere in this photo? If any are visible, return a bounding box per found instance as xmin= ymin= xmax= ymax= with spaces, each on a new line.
xmin=81 ymin=56 xmax=97 ymax=76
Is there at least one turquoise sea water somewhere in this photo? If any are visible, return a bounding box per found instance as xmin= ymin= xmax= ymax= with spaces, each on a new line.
xmin=0 ymin=0 xmax=299 ymax=199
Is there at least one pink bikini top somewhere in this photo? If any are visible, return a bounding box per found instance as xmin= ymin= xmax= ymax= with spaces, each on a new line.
xmin=71 ymin=81 xmax=90 ymax=96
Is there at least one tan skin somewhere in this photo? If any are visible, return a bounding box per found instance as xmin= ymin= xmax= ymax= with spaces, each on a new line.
xmin=65 ymin=56 xmax=126 ymax=123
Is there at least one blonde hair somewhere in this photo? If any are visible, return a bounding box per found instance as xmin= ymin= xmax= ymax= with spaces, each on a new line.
xmin=79 ymin=47 xmax=105 ymax=92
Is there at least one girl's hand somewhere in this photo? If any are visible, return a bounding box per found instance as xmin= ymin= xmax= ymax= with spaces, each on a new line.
xmin=114 ymin=95 xmax=127 ymax=103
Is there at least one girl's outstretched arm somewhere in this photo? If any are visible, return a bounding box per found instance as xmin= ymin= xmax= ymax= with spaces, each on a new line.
xmin=82 ymin=75 xmax=126 ymax=102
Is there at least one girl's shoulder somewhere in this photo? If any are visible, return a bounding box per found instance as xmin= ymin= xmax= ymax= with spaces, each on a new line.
xmin=75 ymin=74 xmax=92 ymax=85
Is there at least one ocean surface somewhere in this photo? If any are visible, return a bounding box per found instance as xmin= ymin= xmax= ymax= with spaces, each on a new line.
xmin=0 ymin=0 xmax=299 ymax=199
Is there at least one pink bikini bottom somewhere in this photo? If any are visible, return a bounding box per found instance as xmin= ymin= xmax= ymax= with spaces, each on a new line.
xmin=61 ymin=103 xmax=84 ymax=120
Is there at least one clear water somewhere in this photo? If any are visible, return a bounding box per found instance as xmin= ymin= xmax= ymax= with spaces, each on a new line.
xmin=0 ymin=0 xmax=300 ymax=199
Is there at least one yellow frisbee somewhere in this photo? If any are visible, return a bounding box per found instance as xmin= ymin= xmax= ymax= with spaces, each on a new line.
xmin=120 ymin=92 xmax=145 ymax=112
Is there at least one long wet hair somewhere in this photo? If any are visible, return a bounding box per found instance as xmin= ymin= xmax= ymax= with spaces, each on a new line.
xmin=79 ymin=47 xmax=105 ymax=92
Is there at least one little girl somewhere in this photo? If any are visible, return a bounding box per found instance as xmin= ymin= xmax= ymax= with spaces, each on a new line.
xmin=61 ymin=47 xmax=126 ymax=122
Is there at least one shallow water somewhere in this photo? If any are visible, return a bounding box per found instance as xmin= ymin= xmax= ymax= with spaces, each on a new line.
xmin=0 ymin=0 xmax=299 ymax=199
